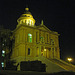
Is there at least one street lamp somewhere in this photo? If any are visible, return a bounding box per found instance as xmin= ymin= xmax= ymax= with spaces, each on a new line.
xmin=67 ymin=58 xmax=72 ymax=63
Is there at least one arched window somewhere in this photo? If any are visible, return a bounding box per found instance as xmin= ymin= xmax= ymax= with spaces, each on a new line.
xmin=28 ymin=20 xmax=31 ymax=26
xmin=28 ymin=33 xmax=32 ymax=43
xmin=40 ymin=36 xmax=44 ymax=43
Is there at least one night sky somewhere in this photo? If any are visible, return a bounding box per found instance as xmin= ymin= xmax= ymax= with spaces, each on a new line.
xmin=0 ymin=0 xmax=75 ymax=63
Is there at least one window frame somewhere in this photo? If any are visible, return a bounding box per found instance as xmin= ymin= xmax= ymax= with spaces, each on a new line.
xmin=28 ymin=33 xmax=32 ymax=43
xmin=28 ymin=48 xmax=30 ymax=55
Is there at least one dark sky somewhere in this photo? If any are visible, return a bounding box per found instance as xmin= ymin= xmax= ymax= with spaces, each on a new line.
xmin=0 ymin=0 xmax=75 ymax=62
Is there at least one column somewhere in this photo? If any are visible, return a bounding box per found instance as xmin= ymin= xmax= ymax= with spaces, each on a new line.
xmin=54 ymin=49 xmax=56 ymax=58
xmin=34 ymin=47 xmax=36 ymax=57
xmin=57 ymin=48 xmax=60 ymax=59
xmin=50 ymin=48 xmax=53 ymax=59
xmin=49 ymin=49 xmax=51 ymax=58
xmin=39 ymin=46 xmax=41 ymax=56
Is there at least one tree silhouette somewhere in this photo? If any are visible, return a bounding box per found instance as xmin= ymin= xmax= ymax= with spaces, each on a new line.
xmin=0 ymin=25 xmax=13 ymax=69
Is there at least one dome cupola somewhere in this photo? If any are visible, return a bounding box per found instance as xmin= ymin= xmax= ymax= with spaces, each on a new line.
xmin=17 ymin=8 xmax=35 ymax=27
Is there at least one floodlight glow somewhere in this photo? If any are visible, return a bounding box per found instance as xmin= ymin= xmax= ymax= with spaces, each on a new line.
xmin=28 ymin=34 xmax=32 ymax=36
xmin=2 ymin=50 xmax=5 ymax=54
xmin=44 ymin=49 xmax=46 ymax=51
xmin=2 ymin=54 xmax=5 ymax=57
xmin=1 ymin=62 xmax=4 ymax=67
xmin=67 ymin=58 xmax=72 ymax=62
xmin=2 ymin=44 xmax=4 ymax=46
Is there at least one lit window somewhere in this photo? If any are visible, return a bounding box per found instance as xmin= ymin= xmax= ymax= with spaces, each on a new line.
xmin=2 ymin=50 xmax=5 ymax=57
xmin=28 ymin=48 xmax=30 ymax=55
xmin=2 ymin=50 xmax=5 ymax=54
xmin=2 ymin=54 xmax=5 ymax=57
xmin=2 ymin=44 xmax=4 ymax=46
xmin=27 ymin=20 xmax=31 ymax=25
xmin=26 ymin=20 xmax=28 ymax=25
xmin=28 ymin=34 xmax=32 ymax=43
xmin=29 ymin=20 xmax=30 ymax=25
xmin=1 ymin=62 xmax=4 ymax=67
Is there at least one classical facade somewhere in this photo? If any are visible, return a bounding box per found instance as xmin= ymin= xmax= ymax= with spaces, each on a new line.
xmin=11 ymin=7 xmax=60 ymax=61
xmin=11 ymin=8 xmax=62 ymax=72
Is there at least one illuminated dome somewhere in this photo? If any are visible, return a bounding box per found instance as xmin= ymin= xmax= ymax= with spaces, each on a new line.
xmin=17 ymin=8 xmax=35 ymax=27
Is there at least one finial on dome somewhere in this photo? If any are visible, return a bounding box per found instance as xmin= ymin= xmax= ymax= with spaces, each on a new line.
xmin=41 ymin=20 xmax=44 ymax=25
xmin=25 ymin=5 xmax=29 ymax=11
xmin=25 ymin=7 xmax=29 ymax=11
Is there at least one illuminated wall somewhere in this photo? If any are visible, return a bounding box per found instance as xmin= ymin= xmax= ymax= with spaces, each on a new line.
xmin=11 ymin=8 xmax=60 ymax=64
xmin=17 ymin=8 xmax=35 ymax=27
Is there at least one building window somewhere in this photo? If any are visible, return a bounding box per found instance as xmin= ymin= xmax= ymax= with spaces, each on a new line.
xmin=2 ymin=43 xmax=4 ymax=46
xmin=28 ymin=48 xmax=30 ymax=55
xmin=2 ymin=54 xmax=5 ymax=57
xmin=28 ymin=33 xmax=32 ymax=43
xmin=50 ymin=39 xmax=54 ymax=45
xmin=2 ymin=50 xmax=5 ymax=57
xmin=49 ymin=48 xmax=51 ymax=51
xmin=31 ymin=21 xmax=32 ymax=26
xmin=52 ymin=48 xmax=54 ymax=50
xmin=40 ymin=37 xmax=44 ymax=43
xmin=26 ymin=20 xmax=32 ymax=26
xmin=2 ymin=50 xmax=5 ymax=54
xmin=1 ymin=62 xmax=4 ymax=67
xmin=26 ymin=20 xmax=28 ymax=25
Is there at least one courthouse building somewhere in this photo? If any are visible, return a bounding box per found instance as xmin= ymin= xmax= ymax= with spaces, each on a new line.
xmin=11 ymin=8 xmax=75 ymax=73
xmin=11 ymin=7 xmax=60 ymax=61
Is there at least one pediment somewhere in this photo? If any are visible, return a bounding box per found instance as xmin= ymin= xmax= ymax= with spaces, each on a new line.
xmin=36 ymin=25 xmax=51 ymax=32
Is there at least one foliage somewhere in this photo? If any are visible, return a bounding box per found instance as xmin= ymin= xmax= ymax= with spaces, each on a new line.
xmin=5 ymin=60 xmax=17 ymax=70
xmin=0 ymin=25 xmax=13 ymax=69
xmin=20 ymin=61 xmax=46 ymax=72
xmin=0 ymin=26 xmax=13 ymax=57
